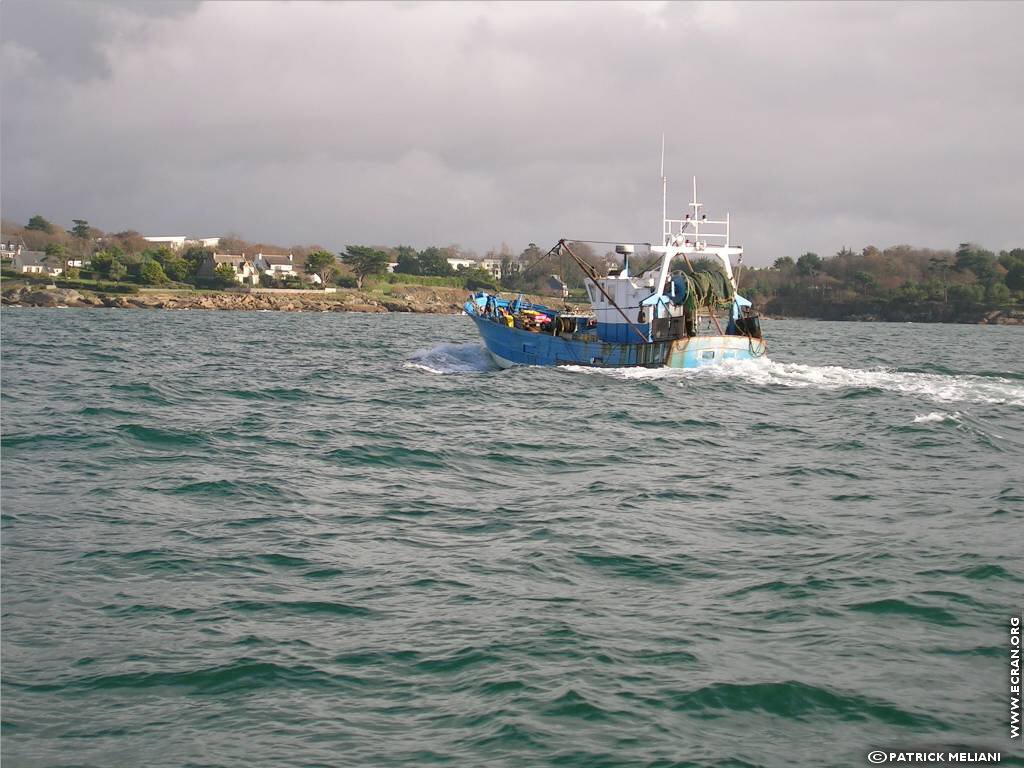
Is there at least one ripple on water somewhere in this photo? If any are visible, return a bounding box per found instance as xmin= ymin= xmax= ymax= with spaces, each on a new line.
xmin=2 ymin=311 xmax=1021 ymax=768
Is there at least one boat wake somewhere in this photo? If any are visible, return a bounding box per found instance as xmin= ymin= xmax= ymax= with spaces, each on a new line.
xmin=572 ymin=358 xmax=1024 ymax=406
xmin=913 ymin=411 xmax=962 ymax=424
xmin=406 ymin=343 xmax=497 ymax=374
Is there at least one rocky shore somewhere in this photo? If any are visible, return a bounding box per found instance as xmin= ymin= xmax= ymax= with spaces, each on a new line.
xmin=0 ymin=284 xmax=561 ymax=315
xmin=1 ymin=285 xmax=474 ymax=314
xmin=3 ymin=283 xmax=1021 ymax=324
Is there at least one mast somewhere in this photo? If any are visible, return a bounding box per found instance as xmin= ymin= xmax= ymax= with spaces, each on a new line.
xmin=660 ymin=133 xmax=667 ymax=246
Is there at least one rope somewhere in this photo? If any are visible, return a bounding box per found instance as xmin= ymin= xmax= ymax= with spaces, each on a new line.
xmin=562 ymin=239 xmax=652 ymax=247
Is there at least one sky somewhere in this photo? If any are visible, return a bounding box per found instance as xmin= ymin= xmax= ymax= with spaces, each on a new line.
xmin=2 ymin=1 xmax=1022 ymax=265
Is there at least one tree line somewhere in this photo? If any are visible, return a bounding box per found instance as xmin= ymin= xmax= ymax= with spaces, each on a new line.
xmin=737 ymin=243 xmax=1024 ymax=321
xmin=7 ymin=215 xmax=1021 ymax=320
xmin=2 ymin=215 xmax=587 ymax=294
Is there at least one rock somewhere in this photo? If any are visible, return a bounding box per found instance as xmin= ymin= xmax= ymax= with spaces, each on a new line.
xmin=22 ymin=290 xmax=61 ymax=307
xmin=380 ymin=298 xmax=412 ymax=312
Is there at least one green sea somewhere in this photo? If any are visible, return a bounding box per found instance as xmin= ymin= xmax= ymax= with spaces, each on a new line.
xmin=2 ymin=308 xmax=1022 ymax=767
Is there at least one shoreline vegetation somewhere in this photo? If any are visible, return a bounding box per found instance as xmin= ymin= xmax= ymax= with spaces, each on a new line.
xmin=3 ymin=282 xmax=1022 ymax=324
xmin=2 ymin=215 xmax=1022 ymax=324
xmin=0 ymin=282 xmax=557 ymax=316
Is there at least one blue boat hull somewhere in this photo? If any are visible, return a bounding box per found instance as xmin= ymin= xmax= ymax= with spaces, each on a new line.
xmin=469 ymin=313 xmax=766 ymax=369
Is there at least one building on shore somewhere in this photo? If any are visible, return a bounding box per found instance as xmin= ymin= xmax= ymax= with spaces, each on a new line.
xmin=1 ymin=235 xmax=26 ymax=259
xmin=143 ymin=235 xmax=221 ymax=251
xmin=446 ymin=257 xmax=476 ymax=271
xmin=480 ymin=258 xmax=503 ymax=280
xmin=195 ymin=253 xmax=259 ymax=285
xmin=547 ymin=275 xmax=569 ymax=298
xmin=446 ymin=257 xmax=508 ymax=280
xmin=143 ymin=236 xmax=187 ymax=250
xmin=252 ymin=252 xmax=298 ymax=277
xmin=12 ymin=250 xmax=61 ymax=276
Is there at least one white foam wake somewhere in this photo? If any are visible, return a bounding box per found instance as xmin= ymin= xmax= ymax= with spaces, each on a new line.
xmin=570 ymin=358 xmax=1024 ymax=406
xmin=913 ymin=411 xmax=962 ymax=424
xmin=405 ymin=343 xmax=497 ymax=374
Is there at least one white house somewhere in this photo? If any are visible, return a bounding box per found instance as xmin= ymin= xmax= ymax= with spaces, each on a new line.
xmin=144 ymin=235 xmax=187 ymax=250
xmin=13 ymin=250 xmax=61 ymax=276
xmin=446 ymin=258 xmax=476 ymax=271
xmin=252 ymin=252 xmax=298 ymax=276
xmin=196 ymin=253 xmax=259 ymax=285
xmin=1 ymin=235 xmax=26 ymax=258
xmin=547 ymin=275 xmax=569 ymax=298
xmin=144 ymin=235 xmax=220 ymax=250
xmin=480 ymin=258 xmax=503 ymax=280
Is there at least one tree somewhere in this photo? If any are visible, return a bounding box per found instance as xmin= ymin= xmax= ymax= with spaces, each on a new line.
xmin=394 ymin=245 xmax=421 ymax=275
xmin=1005 ymin=262 xmax=1024 ymax=293
xmin=181 ymin=246 xmax=213 ymax=281
xmin=90 ymin=250 xmax=114 ymax=278
xmin=773 ymin=256 xmax=795 ymax=271
xmin=417 ymin=246 xmax=454 ymax=276
xmin=948 ymin=283 xmax=984 ymax=304
xmin=997 ymin=248 xmax=1024 ymax=293
xmin=340 ymin=245 xmax=389 ymax=288
xmin=109 ymin=230 xmax=150 ymax=254
xmin=71 ymin=219 xmax=91 ymax=240
xmin=149 ymin=248 xmax=191 ymax=283
xmin=519 ymin=243 xmax=543 ymax=263
xmin=927 ymin=257 xmax=951 ymax=303
xmin=108 ymin=259 xmax=127 ymax=282
xmin=139 ymin=260 xmax=168 ymax=285
xmin=796 ymin=252 xmax=822 ymax=276
xmin=853 ymin=271 xmax=877 ymax=295
xmin=163 ymin=257 xmax=191 ymax=283
xmin=955 ymin=243 xmax=998 ymax=285
xmin=214 ymin=263 xmax=238 ymax=288
xmin=986 ymin=282 xmax=1010 ymax=304
xmin=305 ymin=250 xmax=339 ymax=285
xmin=26 ymin=215 xmax=54 ymax=233
xmin=461 ymin=266 xmax=498 ymax=291
xmin=45 ymin=242 xmax=67 ymax=271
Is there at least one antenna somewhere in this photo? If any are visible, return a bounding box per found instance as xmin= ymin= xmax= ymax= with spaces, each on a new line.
xmin=690 ymin=176 xmax=703 ymax=243
xmin=660 ymin=133 xmax=667 ymax=245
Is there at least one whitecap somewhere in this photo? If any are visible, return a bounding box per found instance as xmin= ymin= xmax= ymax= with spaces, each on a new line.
xmin=569 ymin=357 xmax=1024 ymax=406
xmin=405 ymin=342 xmax=497 ymax=374
xmin=913 ymin=411 xmax=961 ymax=424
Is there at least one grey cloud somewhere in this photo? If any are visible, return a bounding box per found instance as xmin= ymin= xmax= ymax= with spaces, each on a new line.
xmin=2 ymin=1 xmax=1021 ymax=263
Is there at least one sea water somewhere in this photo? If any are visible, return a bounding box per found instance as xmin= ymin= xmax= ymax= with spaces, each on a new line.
xmin=2 ymin=309 xmax=1022 ymax=767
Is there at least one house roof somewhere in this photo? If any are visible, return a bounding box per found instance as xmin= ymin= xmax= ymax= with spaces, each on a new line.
xmin=211 ymin=253 xmax=251 ymax=265
xmin=547 ymin=275 xmax=567 ymax=289
xmin=1 ymin=234 xmax=27 ymax=248
xmin=15 ymin=250 xmax=49 ymax=266
xmin=258 ymin=253 xmax=295 ymax=266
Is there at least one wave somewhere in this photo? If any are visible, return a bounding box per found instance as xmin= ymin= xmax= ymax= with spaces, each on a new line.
xmin=405 ymin=342 xmax=497 ymax=374
xmin=663 ymin=680 xmax=945 ymax=728
xmin=913 ymin=411 xmax=961 ymax=424
xmin=116 ymin=424 xmax=209 ymax=447
xmin=10 ymin=660 xmax=360 ymax=695
xmin=576 ymin=358 xmax=1024 ymax=406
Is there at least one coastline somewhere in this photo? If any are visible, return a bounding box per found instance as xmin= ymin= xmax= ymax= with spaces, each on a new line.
xmin=2 ymin=284 xmax=1022 ymax=324
xmin=0 ymin=284 xmax=547 ymax=315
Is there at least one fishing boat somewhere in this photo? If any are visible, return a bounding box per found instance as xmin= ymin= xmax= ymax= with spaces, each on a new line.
xmin=464 ymin=176 xmax=767 ymax=369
